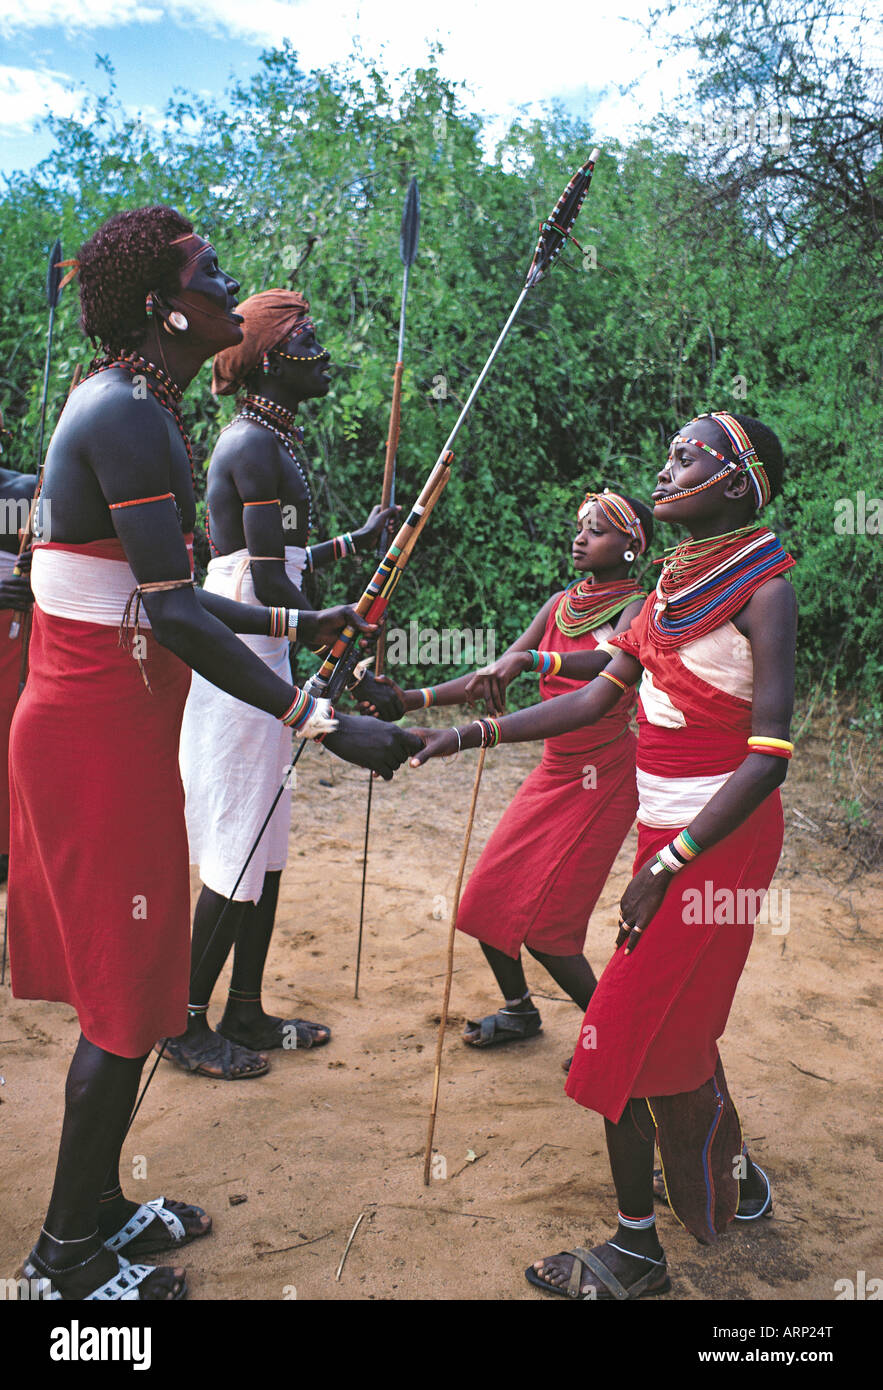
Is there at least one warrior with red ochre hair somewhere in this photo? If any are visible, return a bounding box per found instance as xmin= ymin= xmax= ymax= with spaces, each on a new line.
xmin=9 ymin=206 xmax=420 ymax=1301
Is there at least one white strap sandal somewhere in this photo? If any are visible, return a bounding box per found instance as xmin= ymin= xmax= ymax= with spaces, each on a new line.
xmin=21 ymin=1250 xmax=185 ymax=1301
xmin=104 ymin=1197 xmax=186 ymax=1253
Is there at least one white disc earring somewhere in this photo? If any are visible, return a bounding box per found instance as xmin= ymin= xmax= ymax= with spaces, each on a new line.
xmin=623 ymin=549 xmax=635 ymax=563
xmin=168 ymin=310 xmax=189 ymax=332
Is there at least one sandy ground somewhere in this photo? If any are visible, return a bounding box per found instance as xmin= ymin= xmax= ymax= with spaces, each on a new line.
xmin=0 ymin=730 xmax=880 ymax=1302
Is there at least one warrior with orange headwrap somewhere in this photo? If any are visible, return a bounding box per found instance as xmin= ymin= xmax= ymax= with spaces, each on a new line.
xmin=170 ymin=290 xmax=406 ymax=1081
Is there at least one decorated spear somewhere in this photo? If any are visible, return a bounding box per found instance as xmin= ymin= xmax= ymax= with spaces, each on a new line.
xmin=355 ymin=176 xmax=421 ymax=999
xmin=130 ymin=149 xmax=603 ymax=1132
xmin=421 ymin=148 xmax=603 ymax=1184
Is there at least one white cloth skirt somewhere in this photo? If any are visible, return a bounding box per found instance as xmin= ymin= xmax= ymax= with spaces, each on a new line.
xmin=179 ymin=546 xmax=306 ymax=902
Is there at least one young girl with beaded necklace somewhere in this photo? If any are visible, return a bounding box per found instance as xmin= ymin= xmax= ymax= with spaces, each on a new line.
xmin=392 ymin=489 xmax=652 ymax=1055
xmin=411 ymin=412 xmax=796 ymax=1300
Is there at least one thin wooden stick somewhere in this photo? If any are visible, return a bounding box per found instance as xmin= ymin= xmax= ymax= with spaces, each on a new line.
xmin=423 ymin=747 xmax=487 ymax=1185
xmin=335 ymin=1211 xmax=366 ymax=1280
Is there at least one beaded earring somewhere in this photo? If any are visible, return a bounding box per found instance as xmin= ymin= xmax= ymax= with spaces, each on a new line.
xmin=145 ymin=293 xmax=155 ymax=318
xmin=263 ymin=352 xmax=271 ymax=372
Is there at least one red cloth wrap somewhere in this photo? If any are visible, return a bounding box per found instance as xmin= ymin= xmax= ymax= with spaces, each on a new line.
xmin=456 ymin=601 xmax=638 ymax=957
xmin=564 ymin=792 xmax=784 ymax=1121
xmin=0 ymin=609 xmax=23 ymax=851
xmin=8 ymin=541 xmax=193 ymax=1058
xmin=609 ymin=593 xmax=753 ymax=776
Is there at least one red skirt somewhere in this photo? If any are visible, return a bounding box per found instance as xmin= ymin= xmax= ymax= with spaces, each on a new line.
xmin=0 ymin=609 xmax=23 ymax=852
xmin=456 ymin=730 xmax=638 ymax=957
xmin=565 ymin=792 xmax=784 ymax=1120
xmin=8 ymin=607 xmax=193 ymax=1058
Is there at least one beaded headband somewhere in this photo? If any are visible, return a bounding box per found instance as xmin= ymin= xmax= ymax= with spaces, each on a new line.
xmin=578 ymin=489 xmax=647 ymax=555
xmin=270 ymin=318 xmax=330 ymax=363
xmin=663 ymin=413 xmax=772 ymax=510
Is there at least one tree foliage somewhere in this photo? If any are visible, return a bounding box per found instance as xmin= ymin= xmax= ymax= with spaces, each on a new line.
xmin=0 ymin=26 xmax=880 ymax=699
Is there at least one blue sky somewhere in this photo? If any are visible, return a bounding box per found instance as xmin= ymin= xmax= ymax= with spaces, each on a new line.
xmin=0 ymin=0 xmax=691 ymax=179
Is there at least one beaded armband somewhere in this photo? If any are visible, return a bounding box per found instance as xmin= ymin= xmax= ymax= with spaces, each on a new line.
xmin=598 ymin=669 xmax=629 ymax=693
xmin=417 ymin=687 xmax=436 ymax=708
xmin=747 ymin=736 xmax=794 ymax=759
xmin=332 ymin=532 xmax=357 ymax=560
xmin=267 ymin=607 xmax=298 ymax=639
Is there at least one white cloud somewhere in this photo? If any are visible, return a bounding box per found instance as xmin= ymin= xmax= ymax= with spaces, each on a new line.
xmin=0 ymin=1 xmax=162 ymax=34
xmin=163 ymin=0 xmax=689 ymax=143
xmin=0 ymin=63 xmax=85 ymax=133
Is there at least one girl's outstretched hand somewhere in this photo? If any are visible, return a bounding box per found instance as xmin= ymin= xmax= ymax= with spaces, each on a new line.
xmin=408 ymin=727 xmax=461 ymax=767
xmin=463 ymin=651 xmax=530 ymax=714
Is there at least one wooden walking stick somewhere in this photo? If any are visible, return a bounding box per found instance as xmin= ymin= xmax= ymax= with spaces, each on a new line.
xmin=423 ymin=747 xmax=487 ymax=1185
xmin=355 ymin=177 xmax=420 ymax=999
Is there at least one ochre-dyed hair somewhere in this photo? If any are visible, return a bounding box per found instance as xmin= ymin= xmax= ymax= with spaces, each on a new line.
xmin=77 ymin=206 xmax=194 ymax=355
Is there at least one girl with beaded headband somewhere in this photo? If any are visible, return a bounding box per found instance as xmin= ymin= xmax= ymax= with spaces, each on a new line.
xmin=7 ymin=208 xmax=421 ymax=1303
xmin=382 ymin=488 xmax=651 ymax=1054
xmin=411 ymin=412 xmax=796 ymax=1299
xmin=173 ymin=289 xmax=405 ymax=1081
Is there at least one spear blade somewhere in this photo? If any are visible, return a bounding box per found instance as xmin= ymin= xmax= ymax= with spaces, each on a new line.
xmin=400 ymin=177 xmax=420 ymax=269
xmin=46 ymin=236 xmax=64 ymax=309
xmin=525 ymin=147 xmax=600 ymax=287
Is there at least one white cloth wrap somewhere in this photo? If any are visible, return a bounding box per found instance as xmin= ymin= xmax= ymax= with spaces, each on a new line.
xmin=636 ymin=621 xmax=754 ymax=829
xmin=31 ymin=547 xmax=146 ymax=626
xmin=179 ymin=546 xmax=307 ymax=902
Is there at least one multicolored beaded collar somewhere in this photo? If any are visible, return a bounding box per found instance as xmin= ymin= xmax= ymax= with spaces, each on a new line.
xmin=649 ymin=524 xmax=794 ymax=648
xmin=555 ymin=578 xmax=646 ymax=638
xmin=228 ymin=393 xmax=312 ymax=530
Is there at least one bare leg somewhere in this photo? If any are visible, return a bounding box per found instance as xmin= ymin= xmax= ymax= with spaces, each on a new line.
xmin=31 ymin=1035 xmax=184 ymax=1299
xmin=163 ymin=885 xmax=266 ymax=1077
xmin=526 ymin=947 xmax=597 ymax=1009
xmin=218 ymin=871 xmax=330 ymax=1049
xmin=531 ymin=1101 xmax=667 ymax=1298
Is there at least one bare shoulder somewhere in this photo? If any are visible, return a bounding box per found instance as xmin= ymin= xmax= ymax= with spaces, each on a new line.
xmin=735 ymin=575 xmax=797 ymax=641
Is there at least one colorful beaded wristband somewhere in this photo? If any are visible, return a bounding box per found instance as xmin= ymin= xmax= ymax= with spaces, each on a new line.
xmin=418 ymin=688 xmax=435 ymax=708
xmin=527 ymin=650 xmax=562 ymax=677
xmin=267 ymin=607 xmax=297 ymax=639
xmin=473 ymin=717 xmax=502 ymax=748
xmin=332 ymin=532 xmax=357 ymax=560
xmin=650 ymin=828 xmax=704 ymax=876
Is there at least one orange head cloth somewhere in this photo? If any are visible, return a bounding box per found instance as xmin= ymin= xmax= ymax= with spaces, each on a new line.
xmin=211 ymin=288 xmax=311 ymax=396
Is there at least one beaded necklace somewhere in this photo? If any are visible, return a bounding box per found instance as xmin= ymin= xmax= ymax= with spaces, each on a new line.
xmin=555 ymin=577 xmax=646 ymax=637
xmin=649 ymin=524 xmax=794 ymax=649
xmin=227 ymin=394 xmax=312 ymax=531
xmin=85 ymin=352 xmax=196 ymax=495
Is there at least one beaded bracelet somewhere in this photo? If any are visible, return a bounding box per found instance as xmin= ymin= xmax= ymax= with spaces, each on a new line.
xmin=649 ymin=828 xmax=703 ymax=876
xmin=279 ymin=690 xmax=337 ymax=740
xmin=267 ymin=607 xmax=298 ymax=639
xmin=331 ymin=532 xmax=357 ymax=560
xmin=417 ymin=687 xmax=436 ymax=708
xmin=747 ymin=736 xmax=794 ymax=759
xmin=527 ymin=649 xmax=562 ymax=677
xmin=473 ymin=716 xmax=502 ymax=748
